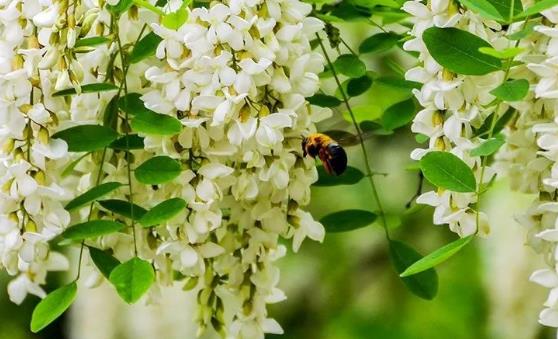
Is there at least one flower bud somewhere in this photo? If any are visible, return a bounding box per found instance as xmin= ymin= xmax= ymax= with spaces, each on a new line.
xmin=38 ymin=127 xmax=49 ymax=144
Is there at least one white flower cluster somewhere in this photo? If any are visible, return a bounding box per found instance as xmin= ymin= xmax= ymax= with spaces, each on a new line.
xmin=402 ymin=0 xmax=505 ymax=237
xmin=506 ymin=6 xmax=558 ymax=330
xmin=0 ymin=0 xmax=330 ymax=337
xmin=130 ymin=0 xmax=329 ymax=336
xmin=0 ymin=0 xmax=74 ymax=305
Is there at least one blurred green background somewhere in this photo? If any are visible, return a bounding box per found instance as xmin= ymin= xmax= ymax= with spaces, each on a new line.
xmin=0 ymin=11 xmax=553 ymax=339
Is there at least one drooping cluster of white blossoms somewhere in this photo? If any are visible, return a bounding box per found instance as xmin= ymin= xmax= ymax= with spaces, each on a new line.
xmin=402 ymin=0 xmax=505 ymax=237
xmin=0 ymin=0 xmax=329 ymax=337
xmin=502 ymin=6 xmax=558 ymax=330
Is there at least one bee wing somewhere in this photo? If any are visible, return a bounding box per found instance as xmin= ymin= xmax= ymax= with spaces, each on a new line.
xmin=323 ymin=130 xmax=374 ymax=147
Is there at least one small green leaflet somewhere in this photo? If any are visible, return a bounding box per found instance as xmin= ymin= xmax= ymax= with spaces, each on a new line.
xmin=490 ymin=79 xmax=529 ymax=101
xmin=400 ymin=236 xmax=474 ymax=277
xmin=89 ymin=247 xmax=121 ymax=279
xmin=315 ymin=166 xmax=365 ymax=186
xmin=459 ymin=0 xmax=522 ymax=22
xmin=62 ymin=220 xmax=126 ymax=240
xmin=107 ymin=0 xmax=133 ymax=15
xmin=99 ymin=199 xmax=147 ymax=220
xmin=74 ymin=36 xmax=110 ymax=48
xmin=139 ymin=198 xmax=186 ymax=227
xmin=333 ymin=54 xmax=367 ymax=78
xmin=61 ymin=152 xmax=90 ymax=177
xmin=420 ymin=151 xmax=477 ymax=193
xmin=320 ymin=209 xmax=377 ymax=232
xmin=516 ymin=0 xmax=558 ymax=19
xmin=52 ymin=83 xmax=118 ymax=97
xmin=135 ymin=156 xmax=182 ymax=184
xmin=508 ymin=22 xmax=537 ymax=40
xmin=470 ymin=135 xmax=505 ymax=157
xmin=30 ymin=282 xmax=77 ymax=333
xmin=474 ymin=107 xmax=516 ymax=137
xmin=110 ymin=134 xmax=145 ymax=150
xmin=103 ymin=95 xmax=119 ymax=131
xmin=65 ymin=182 xmax=123 ymax=211
xmin=389 ymin=240 xmax=438 ymax=300
xmin=359 ymin=32 xmax=400 ymax=54
xmin=109 ymin=257 xmax=155 ymax=304
xmin=346 ymin=74 xmax=373 ymax=97
xmin=307 ymin=94 xmax=342 ymax=107
xmin=423 ymin=27 xmax=502 ymax=75
xmin=52 ymin=125 xmax=119 ymax=152
xmin=119 ymin=93 xmax=182 ymax=135
xmin=381 ymin=99 xmax=416 ymax=131
xmin=478 ymin=46 xmax=525 ymax=59
xmin=129 ymin=32 xmax=163 ymax=64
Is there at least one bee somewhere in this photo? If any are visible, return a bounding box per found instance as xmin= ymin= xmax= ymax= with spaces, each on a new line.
xmin=302 ymin=133 xmax=348 ymax=176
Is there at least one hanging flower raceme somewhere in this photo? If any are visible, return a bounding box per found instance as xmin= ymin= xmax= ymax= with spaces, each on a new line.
xmin=0 ymin=0 xmax=331 ymax=337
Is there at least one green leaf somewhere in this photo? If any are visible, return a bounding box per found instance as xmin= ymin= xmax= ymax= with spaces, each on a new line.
xmin=359 ymin=32 xmax=400 ymax=54
xmin=458 ymin=0 xmax=522 ymax=22
xmin=474 ymin=107 xmax=516 ymax=137
xmin=139 ymin=198 xmax=186 ymax=227
xmin=107 ymin=0 xmax=133 ymax=14
xmin=75 ymin=36 xmax=110 ymax=48
xmin=490 ymin=79 xmax=529 ymax=101
xmin=389 ymin=240 xmax=438 ymax=300
xmin=119 ymin=93 xmax=182 ymax=135
xmin=400 ymin=236 xmax=474 ymax=277
xmin=423 ymin=27 xmax=502 ymax=75
xmin=103 ymin=95 xmax=119 ymax=131
xmin=53 ymin=125 xmax=119 ymax=152
xmin=129 ymin=32 xmax=162 ymax=64
xmin=109 ymin=134 xmax=145 ymax=150
xmin=61 ymin=152 xmax=90 ymax=178
xmin=333 ymin=54 xmax=367 ymax=78
xmin=478 ymin=46 xmax=524 ymax=59
xmin=420 ymin=151 xmax=477 ymax=192
xmin=470 ymin=135 xmax=505 ymax=156
xmin=135 ymin=156 xmax=182 ymax=184
xmin=62 ymin=220 xmax=126 ymax=240
xmin=415 ymin=133 xmax=429 ymax=144
xmin=307 ymin=94 xmax=342 ymax=107
xmin=347 ymin=74 xmax=373 ymax=97
xmin=52 ymin=83 xmax=119 ymax=97
xmin=65 ymin=182 xmax=123 ymax=211
xmin=89 ymin=247 xmax=121 ymax=279
xmin=381 ymin=99 xmax=416 ymax=131
xmin=342 ymin=105 xmax=383 ymax=124
xmin=99 ymin=199 xmax=147 ymax=220
xmin=516 ymin=0 xmax=558 ymax=18
xmin=508 ymin=22 xmax=537 ymax=40
xmin=320 ymin=209 xmax=377 ymax=232
xmin=109 ymin=257 xmax=155 ymax=304
xmin=162 ymin=8 xmax=188 ymax=30
xmin=315 ymin=166 xmax=365 ymax=186
xmin=30 ymin=282 xmax=77 ymax=333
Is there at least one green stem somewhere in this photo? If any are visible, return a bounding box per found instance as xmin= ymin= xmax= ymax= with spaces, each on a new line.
xmin=316 ymin=34 xmax=389 ymax=238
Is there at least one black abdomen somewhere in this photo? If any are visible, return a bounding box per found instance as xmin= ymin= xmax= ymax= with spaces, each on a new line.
xmin=327 ymin=143 xmax=347 ymax=176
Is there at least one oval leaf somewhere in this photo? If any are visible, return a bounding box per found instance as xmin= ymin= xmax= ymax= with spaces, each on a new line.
xmin=89 ymin=247 xmax=121 ymax=279
xmin=119 ymin=93 xmax=182 ymax=135
xmin=53 ymin=125 xmax=119 ymax=152
xmin=359 ymin=32 xmax=400 ymax=54
xmin=30 ymin=282 xmax=77 ymax=333
xmin=315 ymin=166 xmax=365 ymax=186
xmin=381 ymin=99 xmax=416 ymax=131
xmin=347 ymin=74 xmax=373 ymax=97
xmin=490 ymin=79 xmax=529 ymax=101
xmin=389 ymin=240 xmax=438 ymax=300
xmin=62 ymin=220 xmax=126 ymax=240
xmin=110 ymin=134 xmax=145 ymax=150
xmin=129 ymin=31 xmax=163 ymax=64
xmin=139 ymin=198 xmax=186 ymax=227
xmin=52 ymin=83 xmax=118 ymax=97
xmin=99 ymin=199 xmax=147 ymax=220
xmin=400 ymin=235 xmax=474 ymax=277
xmin=135 ymin=156 xmax=182 ymax=185
xmin=470 ymin=136 xmax=505 ymax=157
xmin=423 ymin=27 xmax=502 ymax=75
xmin=333 ymin=54 xmax=367 ymax=78
xmin=65 ymin=182 xmax=123 ymax=211
xmin=420 ymin=151 xmax=477 ymax=192
xmin=307 ymin=94 xmax=342 ymax=107
xmin=75 ymin=36 xmax=110 ymax=48
xmin=320 ymin=209 xmax=377 ymax=232
xmin=109 ymin=257 xmax=155 ymax=304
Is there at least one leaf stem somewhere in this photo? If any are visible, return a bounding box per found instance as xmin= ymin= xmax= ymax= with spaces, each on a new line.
xmin=316 ymin=33 xmax=389 ymax=238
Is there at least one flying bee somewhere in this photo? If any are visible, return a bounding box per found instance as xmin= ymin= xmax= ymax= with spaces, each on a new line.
xmin=302 ymin=133 xmax=348 ymax=176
